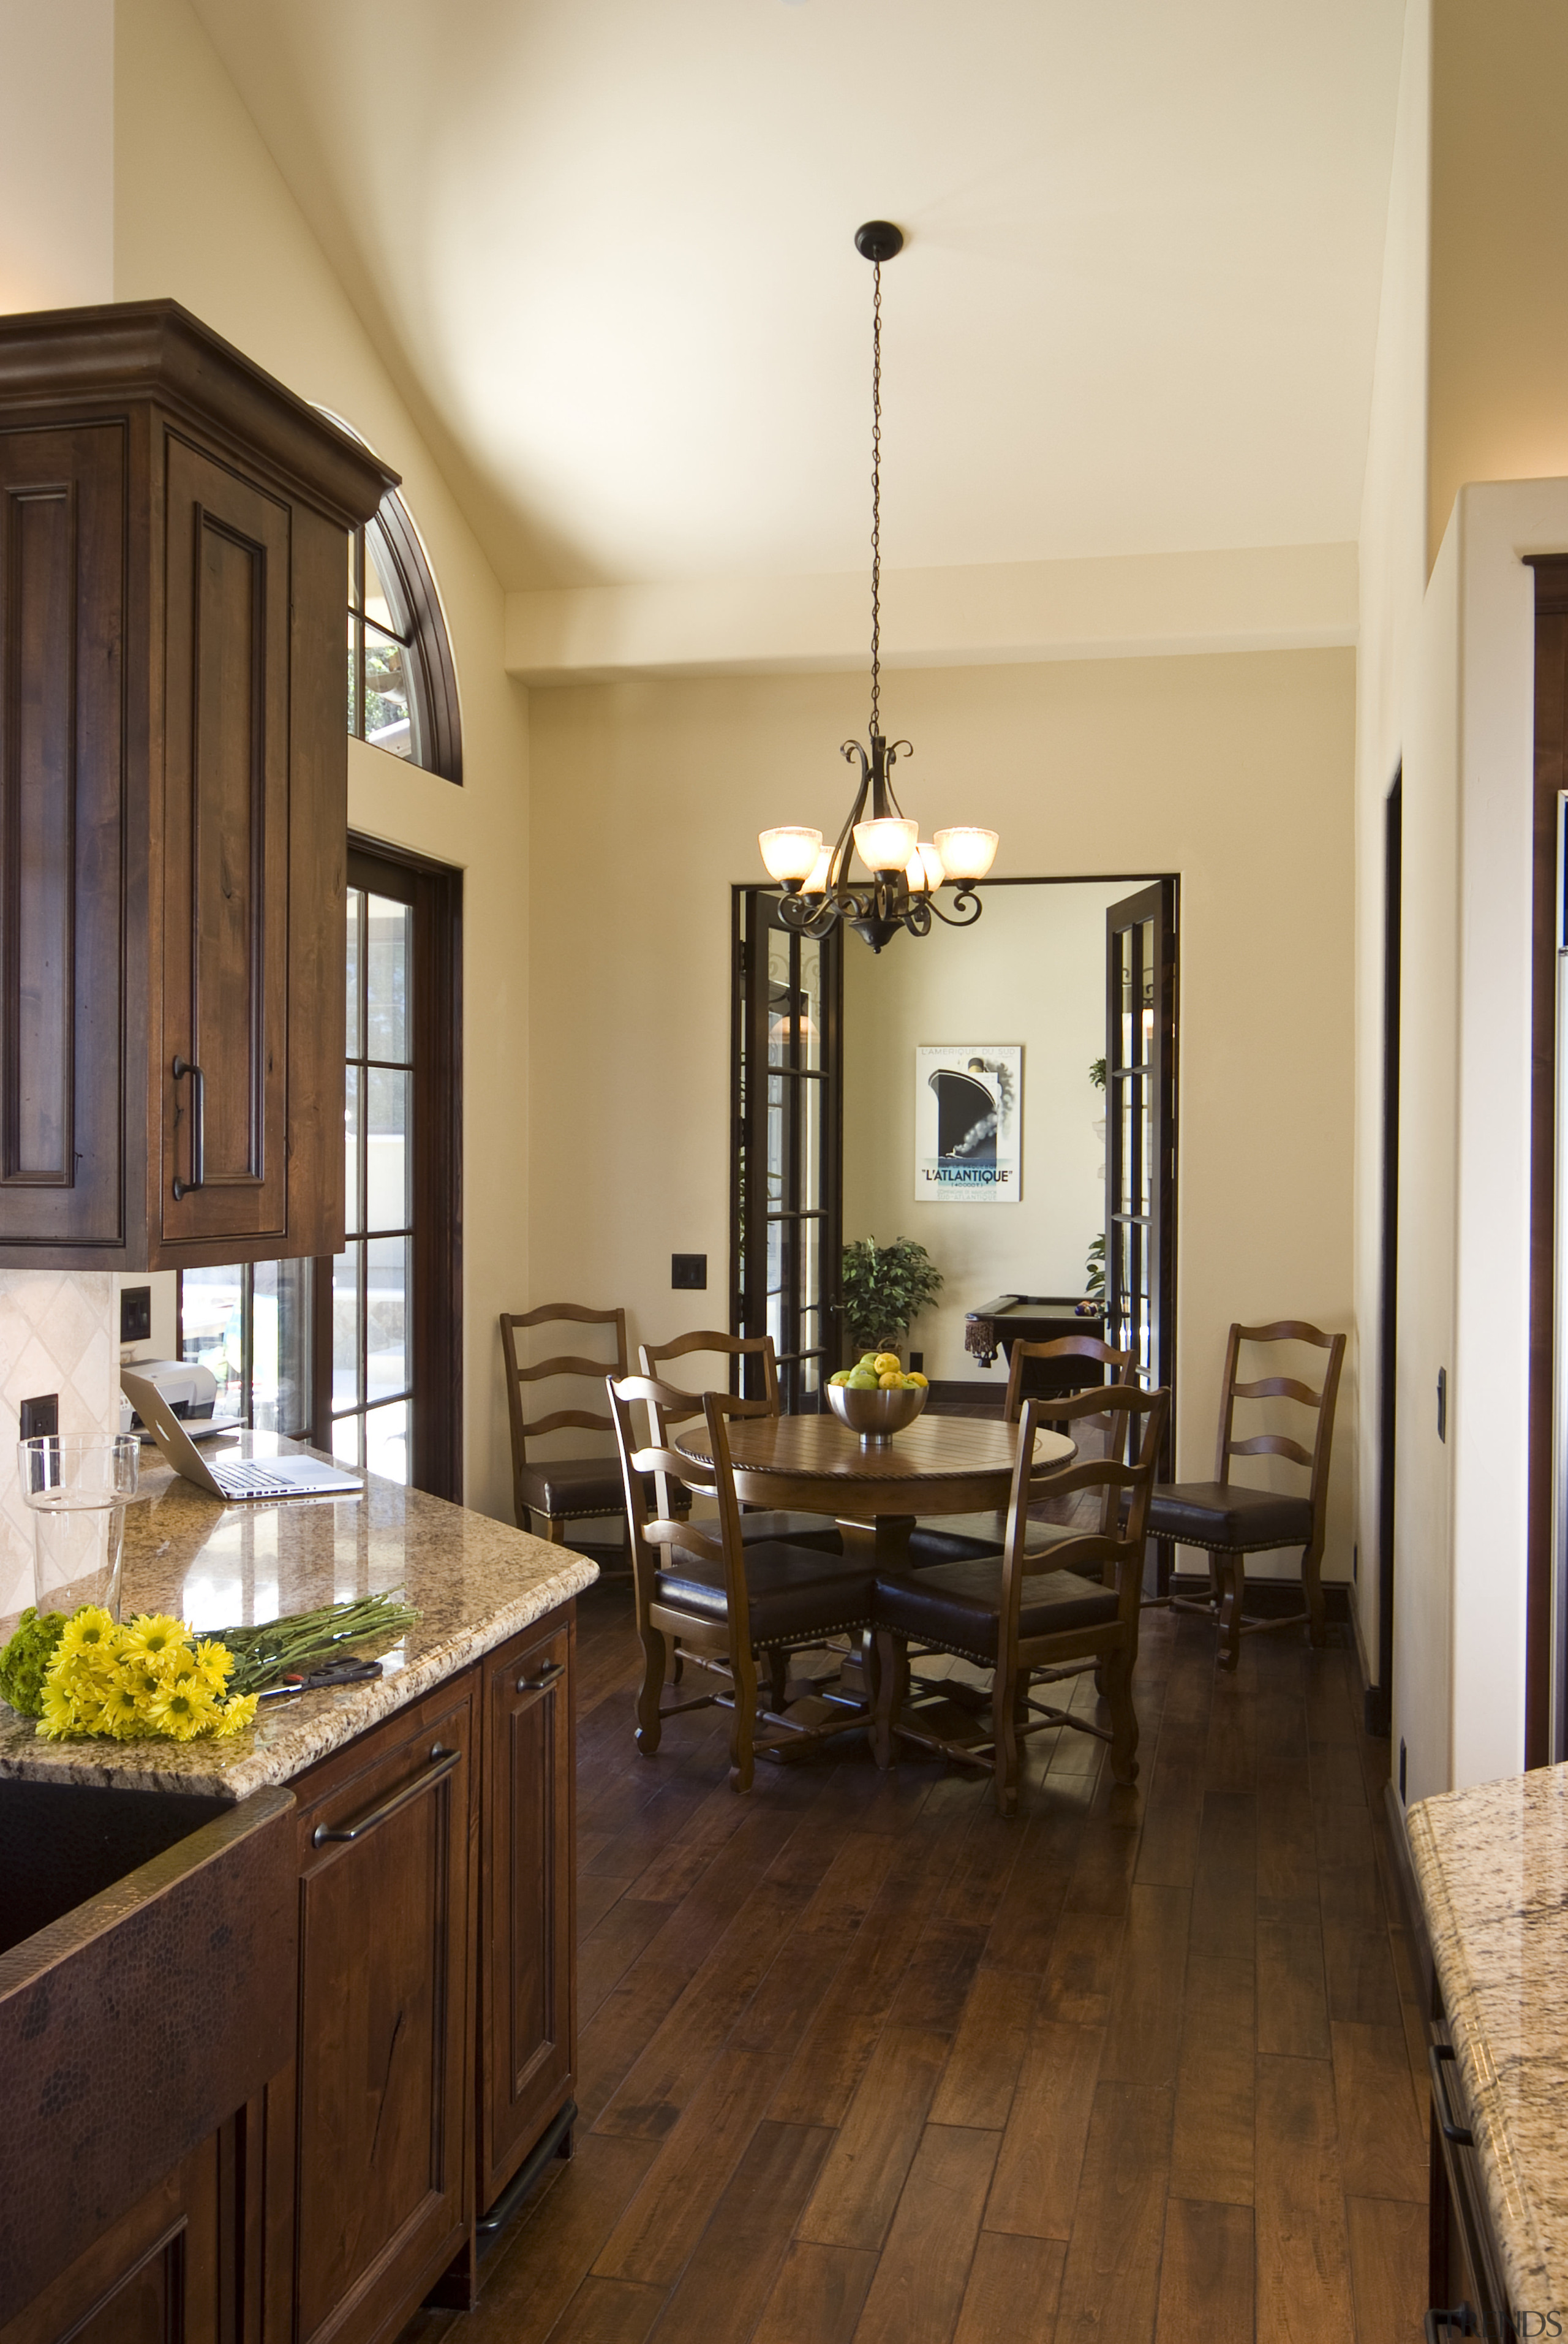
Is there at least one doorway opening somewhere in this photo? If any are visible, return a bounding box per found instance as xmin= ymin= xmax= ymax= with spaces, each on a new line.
xmin=732 ymin=874 xmax=1178 ymax=1440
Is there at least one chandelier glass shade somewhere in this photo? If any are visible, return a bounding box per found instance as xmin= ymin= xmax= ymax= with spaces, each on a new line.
xmin=757 ymin=221 xmax=999 ymax=953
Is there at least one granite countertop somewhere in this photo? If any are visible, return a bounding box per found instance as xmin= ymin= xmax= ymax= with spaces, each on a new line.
xmin=0 ymin=1442 xmax=598 ymax=1799
xmin=1409 ymin=1763 xmax=1568 ymax=2319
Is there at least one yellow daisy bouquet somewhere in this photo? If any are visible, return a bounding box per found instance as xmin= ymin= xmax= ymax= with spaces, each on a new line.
xmin=29 ymin=1607 xmax=258 ymax=1743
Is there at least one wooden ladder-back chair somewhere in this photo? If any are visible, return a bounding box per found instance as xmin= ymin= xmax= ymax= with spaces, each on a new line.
xmin=1149 ymin=1318 xmax=1346 ymax=1672
xmin=905 ymin=1333 xmax=1134 ymax=1569
xmin=500 ymin=1303 xmax=635 ymax=1546
xmin=638 ymin=1329 xmax=842 ymax=1556
xmin=608 ymin=1377 xmax=877 ymax=1793
xmin=872 ymin=1385 xmax=1169 ymax=1816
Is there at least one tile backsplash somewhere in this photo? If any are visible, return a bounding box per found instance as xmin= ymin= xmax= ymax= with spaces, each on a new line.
xmin=0 ymin=1272 xmax=119 ymax=1623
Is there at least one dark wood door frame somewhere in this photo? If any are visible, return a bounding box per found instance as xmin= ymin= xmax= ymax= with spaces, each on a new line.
xmin=312 ymin=834 xmax=464 ymax=1502
xmin=1527 ymin=559 xmax=1568 ymax=1766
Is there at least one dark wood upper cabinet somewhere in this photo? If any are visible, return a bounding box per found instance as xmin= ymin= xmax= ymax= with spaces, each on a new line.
xmin=0 ymin=301 xmax=395 ymax=1268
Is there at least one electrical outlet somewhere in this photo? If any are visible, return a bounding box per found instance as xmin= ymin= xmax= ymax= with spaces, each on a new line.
xmin=671 ymin=1253 xmax=707 ymax=1291
xmin=19 ymin=1394 xmax=58 ymax=1442
xmin=119 ymin=1284 xmax=153 ymax=1344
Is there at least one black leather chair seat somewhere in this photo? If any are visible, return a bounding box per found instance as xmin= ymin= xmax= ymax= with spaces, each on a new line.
xmin=905 ymin=1510 xmax=1008 ymax=1566
xmin=1144 ymin=1480 xmax=1313 ymax=1551
xmin=873 ymin=1556 xmax=1119 ymax=1667
xmin=520 ymin=1456 xmax=638 ymax=1518
xmin=904 ymin=1514 xmax=1104 ymax=1578
xmin=654 ymin=1543 xmax=875 ymax=1647
xmin=736 ymin=1510 xmax=842 ymax=1552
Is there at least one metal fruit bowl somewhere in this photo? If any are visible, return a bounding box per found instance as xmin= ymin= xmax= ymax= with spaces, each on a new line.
xmin=825 ymin=1381 xmax=929 ymax=1447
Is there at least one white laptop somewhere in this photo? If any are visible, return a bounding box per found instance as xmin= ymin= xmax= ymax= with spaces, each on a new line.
xmin=120 ymin=1369 xmax=363 ymax=1502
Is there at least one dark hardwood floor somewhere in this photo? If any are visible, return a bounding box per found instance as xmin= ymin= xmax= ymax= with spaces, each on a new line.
xmin=402 ymin=1572 xmax=1429 ymax=2343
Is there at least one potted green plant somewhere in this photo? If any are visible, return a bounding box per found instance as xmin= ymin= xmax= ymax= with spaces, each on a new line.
xmin=841 ymin=1236 xmax=944 ymax=1359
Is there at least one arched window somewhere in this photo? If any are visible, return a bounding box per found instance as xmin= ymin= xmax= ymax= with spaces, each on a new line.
xmin=345 ymin=484 xmax=462 ymax=785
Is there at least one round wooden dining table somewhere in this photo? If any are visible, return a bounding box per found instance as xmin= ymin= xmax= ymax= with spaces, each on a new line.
xmin=673 ymin=1408 xmax=1076 ymax=1573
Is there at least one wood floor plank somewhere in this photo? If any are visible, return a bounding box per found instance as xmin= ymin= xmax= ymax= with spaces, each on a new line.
xmin=1344 ymin=2193 xmax=1428 ymax=2344
xmin=764 ymin=2002 xmax=888 ymax=2130
xmin=1133 ymin=1722 xmax=1208 ymax=1889
xmin=1169 ymin=1954 xmax=1255 ymax=2207
xmin=1100 ymin=1884 xmax=1191 ymax=2087
xmin=1330 ymin=2020 xmax=1429 ymax=2203
xmin=1255 ymin=1763 xmax=1319 ymax=1905
xmin=579 ymin=1900 xmax=683 ymax=2026
xmin=596 ymin=1875 xmax=810 ymax=2138
xmin=980 ymin=1810 xmax=1079 ymax=1971
xmin=1038 ymin=1907 xmax=1124 ymax=2028
xmin=1063 ymin=1818 xmax=1142 ymax=1918
xmin=1153 ymin=2198 xmax=1254 ymax=2344
xmin=986 ymin=2019 xmax=1105 ymax=2239
xmin=851 ymin=2123 xmax=1002 ymax=2344
xmin=544 ymin=2277 xmax=668 ymax=2344
xmin=953 ymin=2231 xmax=1066 ymax=2344
xmin=454 ymin=2133 xmax=662 ymax=2342
xmin=593 ymin=2049 xmax=776 ymax=2286
xmin=1322 ymin=1921 xmax=1405 ymax=2028
xmin=646 ymin=2120 xmax=834 ymax=2344
xmin=929 ymin=1967 xmax=1039 ymax=2130
xmin=1254 ymin=2054 xmax=1358 ymax=2344
xmin=794 ymin=2024 xmax=952 ymax=2250
xmin=890 ymin=1916 xmax=992 ymax=2030
xmin=1256 ymin=1898 xmax=1330 ymax=2060
xmin=748 ymin=2242 xmax=878 ymax=2344
xmin=1052 ymin=2081 xmax=1174 ymax=2344
xmin=1188 ymin=1793 xmax=1256 ymax=1962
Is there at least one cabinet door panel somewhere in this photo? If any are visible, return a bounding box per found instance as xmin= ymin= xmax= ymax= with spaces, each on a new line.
xmin=0 ymin=424 xmax=124 ymax=1247
xmin=160 ymin=432 xmax=290 ymax=1247
xmin=0 ymin=2131 xmax=221 ymax=2344
xmin=480 ymin=1611 xmax=575 ymax=2210
xmin=293 ymin=1684 xmax=473 ymax=2344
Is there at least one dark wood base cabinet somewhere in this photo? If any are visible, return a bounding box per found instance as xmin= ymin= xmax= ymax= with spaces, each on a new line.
xmin=6 ymin=1602 xmax=578 ymax=2344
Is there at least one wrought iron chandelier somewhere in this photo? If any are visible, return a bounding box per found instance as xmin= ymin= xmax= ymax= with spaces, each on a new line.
xmin=758 ymin=221 xmax=998 ymax=953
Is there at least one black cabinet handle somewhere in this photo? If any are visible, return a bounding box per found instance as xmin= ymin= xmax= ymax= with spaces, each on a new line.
xmin=1431 ymin=2044 xmax=1476 ymax=2147
xmin=1425 ymin=2308 xmax=1477 ymax=2342
xmin=312 ymin=1743 xmax=459 ymax=1846
xmin=518 ymin=1659 xmax=564 ymax=1695
xmin=172 ymin=1056 xmax=205 ymax=1199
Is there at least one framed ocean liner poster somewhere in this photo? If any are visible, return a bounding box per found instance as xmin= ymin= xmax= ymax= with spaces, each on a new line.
xmin=914 ymin=1045 xmax=1022 ymax=1204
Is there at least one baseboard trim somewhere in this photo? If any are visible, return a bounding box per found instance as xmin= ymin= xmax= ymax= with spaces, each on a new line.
xmin=1382 ymin=1775 xmax=1436 ymax=2016
xmin=1167 ymin=1571 xmax=1352 ymax=1625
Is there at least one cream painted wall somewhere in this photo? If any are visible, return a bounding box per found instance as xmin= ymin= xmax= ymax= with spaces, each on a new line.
xmin=529 ymin=649 xmax=1357 ymax=1579
xmin=1352 ymin=0 xmax=1430 ymax=1696
xmin=842 ymin=881 xmax=1128 ymax=1383
xmin=113 ymin=0 xmax=532 ymax=1522
xmin=0 ymin=0 xmax=115 ymax=314
xmin=1428 ymin=0 xmax=1568 ymax=564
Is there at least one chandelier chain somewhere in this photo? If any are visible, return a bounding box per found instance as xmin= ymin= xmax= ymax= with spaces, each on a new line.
xmin=870 ymin=256 xmax=882 ymax=741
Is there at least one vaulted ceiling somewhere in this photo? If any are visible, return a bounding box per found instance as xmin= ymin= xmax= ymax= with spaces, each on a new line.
xmin=192 ymin=0 xmax=1407 ymax=594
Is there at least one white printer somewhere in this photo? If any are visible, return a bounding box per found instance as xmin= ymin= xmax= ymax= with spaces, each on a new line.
xmin=119 ymin=1358 xmax=221 ymax=1434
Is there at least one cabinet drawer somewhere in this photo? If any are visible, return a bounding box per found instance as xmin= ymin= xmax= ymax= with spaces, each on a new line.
xmin=479 ymin=1606 xmax=576 ymax=2213
xmin=290 ymin=1679 xmax=477 ymax=2344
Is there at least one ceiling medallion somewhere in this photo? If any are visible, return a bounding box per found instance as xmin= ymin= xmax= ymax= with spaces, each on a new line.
xmin=758 ymin=221 xmax=998 ymax=953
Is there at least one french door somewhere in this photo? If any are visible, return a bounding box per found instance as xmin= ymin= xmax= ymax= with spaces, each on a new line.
xmin=731 ymin=890 xmax=843 ymax=1412
xmin=1105 ymin=882 xmax=1178 ymax=1457
xmin=312 ymin=840 xmax=462 ymax=1498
